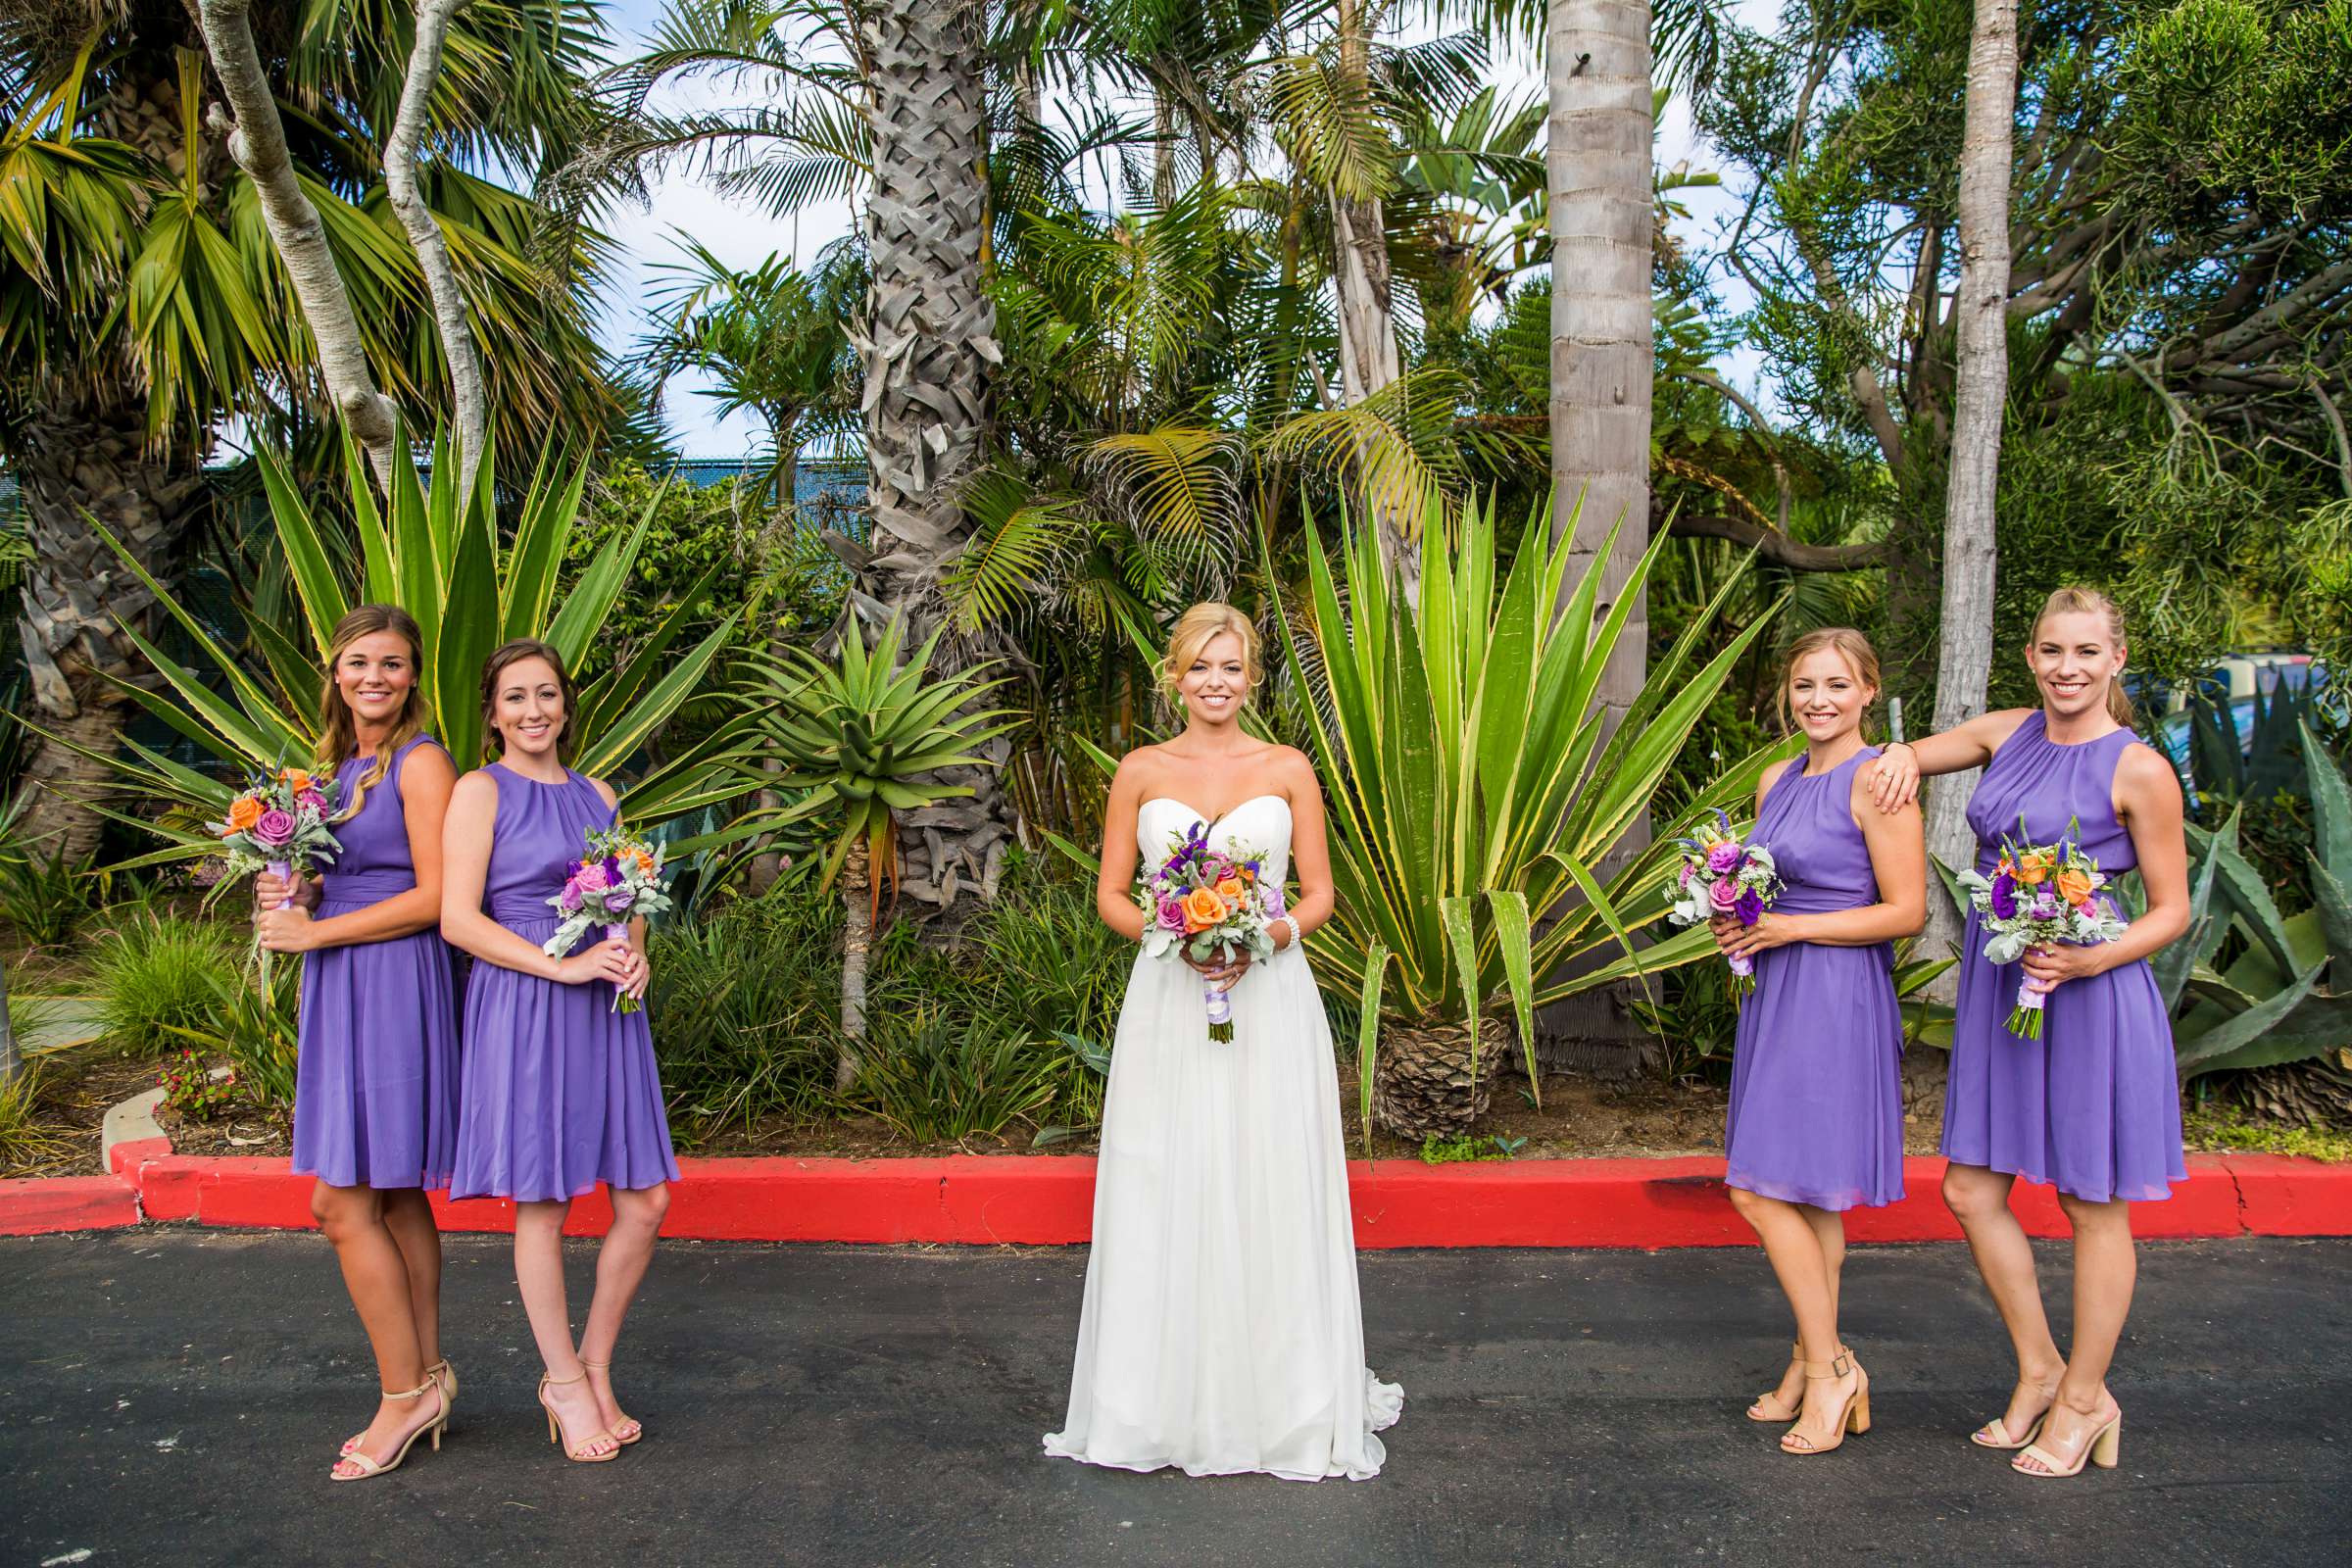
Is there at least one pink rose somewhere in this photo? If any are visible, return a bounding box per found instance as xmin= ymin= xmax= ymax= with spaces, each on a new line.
xmin=1156 ymin=898 xmax=1187 ymax=933
xmin=252 ymin=808 xmax=296 ymax=848
xmin=295 ymin=788 xmax=327 ymax=816
xmin=574 ymin=862 xmax=611 ymax=894
xmin=559 ymin=878 xmax=584 ymax=912
xmin=1708 ymin=878 xmax=1739 ymax=912
xmin=1705 ymin=842 xmax=1740 ymax=874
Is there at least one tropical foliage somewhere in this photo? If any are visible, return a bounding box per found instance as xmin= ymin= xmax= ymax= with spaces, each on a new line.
xmin=36 ymin=428 xmax=748 ymax=872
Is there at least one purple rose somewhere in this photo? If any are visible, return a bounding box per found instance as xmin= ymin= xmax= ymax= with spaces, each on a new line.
xmin=560 ymin=878 xmax=584 ymax=912
xmin=252 ymin=808 xmax=296 ymax=848
xmin=1989 ymin=872 xmax=2017 ymax=921
xmin=1708 ymin=878 xmax=1739 ymax=912
xmin=575 ymin=862 xmax=611 ymax=894
xmin=603 ymin=887 xmax=635 ymax=915
xmin=295 ymin=788 xmax=327 ymax=816
xmin=1705 ymin=842 xmax=1740 ymax=874
xmin=1735 ymin=890 xmax=1763 ymax=925
xmin=1156 ymin=898 xmax=1187 ymax=933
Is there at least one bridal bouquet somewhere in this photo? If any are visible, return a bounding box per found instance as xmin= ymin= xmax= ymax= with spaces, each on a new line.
xmin=1954 ymin=820 xmax=2129 ymax=1039
xmin=544 ymin=826 xmax=674 ymax=1012
xmin=213 ymin=765 xmax=344 ymax=910
xmin=1665 ymin=808 xmax=1782 ymax=1004
xmin=1137 ymin=821 xmax=1277 ymax=1042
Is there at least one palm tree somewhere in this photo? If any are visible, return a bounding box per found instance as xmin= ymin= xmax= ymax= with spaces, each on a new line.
xmin=0 ymin=0 xmax=624 ymax=856
xmin=638 ymin=237 xmax=860 ymax=505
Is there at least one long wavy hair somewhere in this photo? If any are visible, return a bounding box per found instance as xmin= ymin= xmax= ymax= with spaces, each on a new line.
xmin=1776 ymin=626 xmax=1883 ymax=737
xmin=313 ymin=605 xmax=426 ymax=822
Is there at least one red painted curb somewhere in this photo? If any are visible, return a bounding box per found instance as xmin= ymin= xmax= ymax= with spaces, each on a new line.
xmin=11 ymin=1144 xmax=2351 ymax=1248
xmin=2221 ymin=1153 xmax=2352 ymax=1236
xmin=0 ymin=1174 xmax=140 ymax=1235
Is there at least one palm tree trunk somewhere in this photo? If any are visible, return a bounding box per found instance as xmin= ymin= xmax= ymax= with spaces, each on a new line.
xmin=1923 ymin=0 xmax=2018 ymax=988
xmin=0 ymin=957 xmax=20 ymax=1089
xmin=10 ymin=396 xmax=207 ymax=859
xmin=838 ymin=836 xmax=872 ymax=1090
xmin=856 ymin=0 xmax=1018 ymax=911
xmin=1543 ymin=0 xmax=1653 ymax=1065
xmin=1328 ymin=0 xmax=1416 ymax=598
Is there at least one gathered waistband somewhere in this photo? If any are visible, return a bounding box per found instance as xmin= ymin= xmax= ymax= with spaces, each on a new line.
xmin=320 ymin=870 xmax=417 ymax=903
xmin=488 ymin=896 xmax=562 ymax=926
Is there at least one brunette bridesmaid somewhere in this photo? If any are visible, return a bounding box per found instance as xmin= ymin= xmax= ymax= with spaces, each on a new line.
xmin=443 ymin=639 xmax=679 ymax=1464
xmin=1713 ymin=629 xmax=1925 ymax=1456
xmin=1869 ymin=587 xmax=2189 ymax=1478
xmin=255 ymin=605 xmax=461 ymax=1481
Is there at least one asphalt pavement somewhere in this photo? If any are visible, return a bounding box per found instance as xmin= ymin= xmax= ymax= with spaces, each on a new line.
xmin=2 ymin=1232 xmax=2345 ymax=1567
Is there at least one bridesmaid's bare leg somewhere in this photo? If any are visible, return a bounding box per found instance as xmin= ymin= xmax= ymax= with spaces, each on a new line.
xmin=2017 ymin=1193 xmax=2132 ymax=1473
xmin=1729 ymin=1187 xmax=1855 ymax=1445
xmin=380 ymin=1188 xmax=444 ymax=1369
xmin=1800 ymin=1203 xmax=1847 ymax=1325
xmin=1942 ymin=1162 xmax=2065 ymax=1439
xmin=514 ymin=1200 xmax=613 ymax=1455
xmin=313 ymin=1182 xmax=439 ymax=1476
xmin=579 ymin=1183 xmax=670 ymax=1437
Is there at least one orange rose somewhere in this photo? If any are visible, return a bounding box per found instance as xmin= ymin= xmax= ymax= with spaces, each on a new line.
xmin=226 ymin=795 xmax=263 ymax=832
xmin=279 ymin=768 xmax=312 ymax=793
xmin=1214 ymin=877 xmax=1246 ymax=905
xmin=2055 ymin=867 xmax=2092 ymax=905
xmin=635 ymin=850 xmax=657 ymax=875
xmin=1182 ymin=886 xmax=1227 ymax=932
xmin=1997 ymin=856 xmax=2015 ymax=877
xmin=2016 ymin=854 xmax=2049 ymax=885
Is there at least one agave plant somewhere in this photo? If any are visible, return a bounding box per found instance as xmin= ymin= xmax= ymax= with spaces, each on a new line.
xmin=47 ymin=428 xmax=748 ymax=871
xmin=2165 ymin=724 xmax=2352 ymax=1076
xmin=728 ymin=614 xmax=1018 ymax=1084
xmin=1268 ymin=495 xmax=1784 ymax=1140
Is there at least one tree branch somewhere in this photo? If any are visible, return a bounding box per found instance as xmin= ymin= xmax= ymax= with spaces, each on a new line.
xmin=196 ymin=0 xmax=399 ymax=483
xmin=1663 ymin=510 xmax=1892 ymax=572
xmin=381 ymin=0 xmax=488 ymax=495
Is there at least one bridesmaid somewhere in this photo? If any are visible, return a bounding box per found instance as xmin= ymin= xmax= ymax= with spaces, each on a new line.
xmin=1713 ymin=629 xmax=1924 ymax=1456
xmin=442 ymin=639 xmax=679 ymax=1464
xmin=1869 ymin=586 xmax=2188 ymax=1478
xmin=255 ymin=604 xmax=461 ymax=1481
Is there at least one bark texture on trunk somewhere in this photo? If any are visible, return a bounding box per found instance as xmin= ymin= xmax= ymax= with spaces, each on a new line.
xmin=837 ymin=836 xmax=872 ymax=1090
xmin=195 ymin=0 xmax=400 ymax=480
xmin=1923 ymin=0 xmax=2018 ymax=983
xmin=853 ymin=0 xmax=1018 ymax=910
xmin=12 ymin=397 xmax=206 ymax=859
xmin=0 ymin=959 xmax=20 ymax=1087
xmin=381 ymin=0 xmax=489 ymax=493
xmin=1542 ymin=0 xmax=1655 ymax=1062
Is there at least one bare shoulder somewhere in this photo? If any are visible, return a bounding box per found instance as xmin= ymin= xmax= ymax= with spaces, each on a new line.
xmin=450 ymin=767 xmax=499 ymax=805
xmin=2115 ymin=739 xmax=2182 ymax=802
xmin=401 ymin=741 xmax=458 ymax=791
xmin=1758 ymin=757 xmax=1796 ymax=798
xmin=586 ymin=774 xmax=620 ymax=810
xmin=1975 ymin=708 xmax=2037 ymax=746
xmin=1271 ymin=745 xmax=1321 ymax=799
xmin=1110 ymin=745 xmax=1170 ymax=796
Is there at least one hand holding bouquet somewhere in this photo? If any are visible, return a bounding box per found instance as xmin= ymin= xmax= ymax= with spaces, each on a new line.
xmin=1954 ymin=820 xmax=2128 ymax=1039
xmin=1137 ymin=821 xmax=1276 ymax=1042
xmin=1666 ymin=808 xmax=1782 ymax=1004
xmin=544 ymin=826 xmax=674 ymax=1012
xmin=214 ymin=765 xmax=343 ymax=909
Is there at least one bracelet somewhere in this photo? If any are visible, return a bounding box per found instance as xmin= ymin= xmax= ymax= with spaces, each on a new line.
xmin=1277 ymin=914 xmax=1301 ymax=951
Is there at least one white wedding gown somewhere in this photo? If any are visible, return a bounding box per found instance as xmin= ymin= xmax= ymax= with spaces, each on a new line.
xmin=1044 ymin=794 xmax=1403 ymax=1481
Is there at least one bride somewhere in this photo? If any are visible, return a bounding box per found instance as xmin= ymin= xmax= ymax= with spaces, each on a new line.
xmin=1043 ymin=603 xmax=1403 ymax=1481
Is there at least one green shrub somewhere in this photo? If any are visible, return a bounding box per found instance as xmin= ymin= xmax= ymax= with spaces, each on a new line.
xmin=155 ymin=1046 xmax=241 ymax=1122
xmin=0 ymin=1063 xmax=66 ymax=1170
xmin=89 ymin=913 xmax=241 ymax=1057
xmin=651 ymin=888 xmax=843 ymax=1142
xmin=158 ymin=960 xmax=303 ymax=1115
xmin=841 ymin=1007 xmax=1063 ymax=1144
xmin=0 ymin=806 xmax=96 ymax=946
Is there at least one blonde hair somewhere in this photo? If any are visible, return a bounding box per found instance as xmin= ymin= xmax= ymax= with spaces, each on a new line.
xmin=2032 ymin=587 xmax=2135 ymax=726
xmin=314 ymin=605 xmax=425 ymax=822
xmin=1777 ymin=626 xmax=1882 ymax=734
xmin=1161 ymin=603 xmax=1261 ymax=705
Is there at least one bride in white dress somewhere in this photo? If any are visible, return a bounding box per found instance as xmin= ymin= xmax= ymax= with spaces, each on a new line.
xmin=1044 ymin=603 xmax=1403 ymax=1482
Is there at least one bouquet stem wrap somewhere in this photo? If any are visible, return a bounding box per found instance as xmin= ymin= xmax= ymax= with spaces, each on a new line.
xmin=2010 ymin=979 xmax=2047 ymax=1039
xmin=1203 ymin=970 xmax=1234 ymax=1043
xmin=265 ymin=859 xmax=295 ymax=911
xmin=605 ymin=923 xmax=636 ymax=1013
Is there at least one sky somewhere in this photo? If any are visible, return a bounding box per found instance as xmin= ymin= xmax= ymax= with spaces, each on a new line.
xmin=590 ymin=0 xmax=1775 ymax=457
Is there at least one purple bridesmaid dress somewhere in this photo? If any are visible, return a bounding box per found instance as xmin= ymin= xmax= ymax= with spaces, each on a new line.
xmin=291 ymin=734 xmax=461 ymax=1190
xmin=448 ymin=763 xmax=679 ymax=1202
xmin=1941 ymin=711 xmax=2185 ymax=1201
xmin=1723 ymin=747 xmax=1906 ymax=1210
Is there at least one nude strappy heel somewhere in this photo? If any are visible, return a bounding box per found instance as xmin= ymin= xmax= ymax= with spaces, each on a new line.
xmin=329 ymin=1378 xmax=445 ymax=1482
xmin=2014 ymin=1405 xmax=2122 ymax=1478
xmin=1971 ymin=1376 xmax=2060 ymax=1449
xmin=1780 ymin=1351 xmax=1870 ymax=1455
xmin=579 ymin=1358 xmax=642 ymax=1445
xmin=1748 ymin=1341 xmax=1852 ymax=1423
xmin=539 ymin=1371 xmax=620 ymax=1463
xmin=342 ymin=1358 xmax=456 ymax=1457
